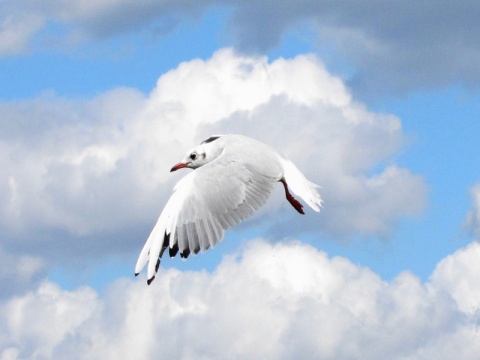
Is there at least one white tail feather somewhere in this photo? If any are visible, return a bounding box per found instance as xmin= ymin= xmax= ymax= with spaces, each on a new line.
xmin=281 ymin=158 xmax=322 ymax=211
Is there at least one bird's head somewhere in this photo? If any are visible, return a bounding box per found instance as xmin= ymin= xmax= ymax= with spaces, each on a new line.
xmin=170 ymin=135 xmax=224 ymax=172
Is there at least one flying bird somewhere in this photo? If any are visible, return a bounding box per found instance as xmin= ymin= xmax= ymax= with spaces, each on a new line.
xmin=135 ymin=134 xmax=322 ymax=284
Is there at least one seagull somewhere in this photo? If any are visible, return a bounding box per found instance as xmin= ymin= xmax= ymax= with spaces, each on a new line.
xmin=135 ymin=134 xmax=322 ymax=284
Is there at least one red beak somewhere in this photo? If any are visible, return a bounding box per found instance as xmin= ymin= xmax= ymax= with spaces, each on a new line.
xmin=170 ymin=162 xmax=189 ymax=172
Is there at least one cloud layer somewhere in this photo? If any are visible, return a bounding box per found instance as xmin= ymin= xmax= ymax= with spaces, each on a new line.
xmin=229 ymin=1 xmax=480 ymax=94
xmin=2 ymin=1 xmax=480 ymax=94
xmin=0 ymin=49 xmax=425 ymax=272
xmin=1 ymin=239 xmax=480 ymax=359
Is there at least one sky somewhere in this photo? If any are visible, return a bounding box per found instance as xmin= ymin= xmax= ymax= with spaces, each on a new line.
xmin=1 ymin=1 xmax=480 ymax=359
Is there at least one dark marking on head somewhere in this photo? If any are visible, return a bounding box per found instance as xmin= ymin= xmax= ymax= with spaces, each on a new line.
xmin=201 ymin=136 xmax=221 ymax=144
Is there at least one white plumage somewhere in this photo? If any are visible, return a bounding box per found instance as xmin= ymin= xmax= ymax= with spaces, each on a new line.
xmin=135 ymin=134 xmax=322 ymax=284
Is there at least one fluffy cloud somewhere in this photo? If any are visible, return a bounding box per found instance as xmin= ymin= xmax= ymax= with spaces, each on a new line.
xmin=0 ymin=282 xmax=97 ymax=359
xmin=0 ymin=49 xmax=425 ymax=268
xmin=431 ymin=241 xmax=480 ymax=315
xmin=1 ymin=240 xmax=480 ymax=359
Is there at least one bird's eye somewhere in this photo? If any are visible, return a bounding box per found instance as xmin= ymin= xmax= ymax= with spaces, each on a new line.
xmin=189 ymin=153 xmax=197 ymax=160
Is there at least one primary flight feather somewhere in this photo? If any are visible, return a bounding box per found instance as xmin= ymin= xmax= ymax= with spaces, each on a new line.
xmin=135 ymin=134 xmax=322 ymax=284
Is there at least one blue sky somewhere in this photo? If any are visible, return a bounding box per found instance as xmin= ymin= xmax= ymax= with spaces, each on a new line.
xmin=1 ymin=2 xmax=480 ymax=359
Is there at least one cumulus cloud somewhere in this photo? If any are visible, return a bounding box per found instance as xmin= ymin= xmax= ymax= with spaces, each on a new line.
xmin=0 ymin=282 xmax=97 ymax=359
xmin=1 ymin=240 xmax=480 ymax=359
xmin=431 ymin=241 xmax=480 ymax=315
xmin=0 ymin=49 xmax=425 ymax=269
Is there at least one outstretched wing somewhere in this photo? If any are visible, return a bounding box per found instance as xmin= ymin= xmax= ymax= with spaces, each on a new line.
xmin=135 ymin=153 xmax=276 ymax=284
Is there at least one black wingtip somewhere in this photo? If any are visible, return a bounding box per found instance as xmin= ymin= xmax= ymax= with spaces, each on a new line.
xmin=180 ymin=248 xmax=191 ymax=259
xmin=147 ymin=276 xmax=155 ymax=285
xmin=134 ymin=272 xmax=139 ymax=277
xmin=169 ymin=242 xmax=179 ymax=257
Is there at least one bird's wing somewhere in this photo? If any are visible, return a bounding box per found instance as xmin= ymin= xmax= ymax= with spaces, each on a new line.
xmin=135 ymin=153 xmax=276 ymax=282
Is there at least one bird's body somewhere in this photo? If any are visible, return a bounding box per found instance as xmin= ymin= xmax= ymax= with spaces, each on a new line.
xmin=135 ymin=134 xmax=322 ymax=284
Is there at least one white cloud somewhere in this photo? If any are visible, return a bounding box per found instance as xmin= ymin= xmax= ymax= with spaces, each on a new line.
xmin=0 ymin=49 xmax=425 ymax=266
xmin=0 ymin=89 xmax=151 ymax=237
xmin=0 ymin=282 xmax=97 ymax=359
xmin=431 ymin=241 xmax=480 ymax=315
xmin=1 ymin=240 xmax=480 ymax=359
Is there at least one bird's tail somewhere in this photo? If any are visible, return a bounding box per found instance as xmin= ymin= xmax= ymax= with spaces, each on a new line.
xmin=281 ymin=158 xmax=322 ymax=212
